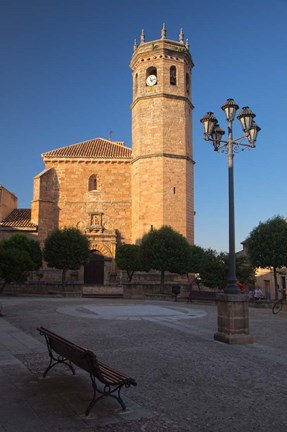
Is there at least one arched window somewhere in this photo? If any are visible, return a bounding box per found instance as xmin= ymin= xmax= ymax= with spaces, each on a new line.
xmin=88 ymin=175 xmax=98 ymax=191
xmin=146 ymin=66 xmax=157 ymax=86
xmin=170 ymin=66 xmax=176 ymax=85
xmin=186 ymin=73 xmax=190 ymax=94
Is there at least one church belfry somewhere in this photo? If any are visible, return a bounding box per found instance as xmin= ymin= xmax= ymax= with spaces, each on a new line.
xmin=130 ymin=25 xmax=195 ymax=244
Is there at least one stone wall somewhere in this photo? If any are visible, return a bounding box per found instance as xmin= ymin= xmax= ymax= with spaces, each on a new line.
xmin=123 ymin=282 xmax=190 ymax=300
xmin=33 ymin=159 xmax=132 ymax=250
xmin=0 ymin=186 xmax=17 ymax=222
xmin=130 ymin=37 xmax=194 ymax=244
xmin=2 ymin=282 xmax=82 ymax=297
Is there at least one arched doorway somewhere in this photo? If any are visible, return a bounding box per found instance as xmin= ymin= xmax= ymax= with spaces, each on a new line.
xmin=84 ymin=250 xmax=104 ymax=285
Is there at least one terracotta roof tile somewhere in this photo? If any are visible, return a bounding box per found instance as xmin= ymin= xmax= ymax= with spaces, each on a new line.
xmin=42 ymin=138 xmax=132 ymax=160
xmin=0 ymin=209 xmax=36 ymax=229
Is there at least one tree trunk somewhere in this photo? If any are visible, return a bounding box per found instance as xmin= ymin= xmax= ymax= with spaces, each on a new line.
xmin=0 ymin=281 xmax=6 ymax=294
xmin=273 ymin=266 xmax=278 ymax=300
xmin=62 ymin=268 xmax=67 ymax=290
xmin=127 ymin=270 xmax=134 ymax=282
xmin=160 ymin=270 xmax=165 ymax=294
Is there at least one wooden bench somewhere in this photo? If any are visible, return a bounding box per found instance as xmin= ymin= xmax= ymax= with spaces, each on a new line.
xmin=187 ymin=290 xmax=218 ymax=303
xmin=37 ymin=326 xmax=137 ymax=416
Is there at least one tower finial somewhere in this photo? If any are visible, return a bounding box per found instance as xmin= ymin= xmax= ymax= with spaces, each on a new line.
xmin=185 ymin=38 xmax=190 ymax=50
xmin=161 ymin=23 xmax=166 ymax=39
xmin=133 ymin=39 xmax=138 ymax=51
xmin=140 ymin=29 xmax=145 ymax=43
xmin=179 ymin=28 xmax=184 ymax=44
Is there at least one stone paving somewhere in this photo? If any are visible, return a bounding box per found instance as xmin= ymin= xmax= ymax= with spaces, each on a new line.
xmin=0 ymin=295 xmax=287 ymax=431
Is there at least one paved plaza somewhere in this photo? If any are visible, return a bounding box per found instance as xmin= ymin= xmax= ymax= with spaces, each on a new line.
xmin=0 ymin=295 xmax=287 ymax=431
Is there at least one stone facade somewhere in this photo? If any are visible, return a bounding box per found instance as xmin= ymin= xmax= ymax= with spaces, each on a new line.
xmin=2 ymin=27 xmax=195 ymax=286
xmin=0 ymin=185 xmax=17 ymax=222
xmin=130 ymin=32 xmax=194 ymax=243
xmin=32 ymin=156 xmax=132 ymax=248
xmin=254 ymin=267 xmax=287 ymax=300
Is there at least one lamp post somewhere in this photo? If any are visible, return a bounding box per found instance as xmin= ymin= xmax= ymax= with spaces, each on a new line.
xmin=200 ymin=98 xmax=260 ymax=344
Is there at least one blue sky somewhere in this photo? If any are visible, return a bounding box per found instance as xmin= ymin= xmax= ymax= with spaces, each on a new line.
xmin=1 ymin=0 xmax=286 ymax=252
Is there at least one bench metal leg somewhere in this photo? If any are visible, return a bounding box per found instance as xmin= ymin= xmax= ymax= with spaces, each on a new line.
xmin=85 ymin=375 xmax=127 ymax=416
xmin=42 ymin=335 xmax=75 ymax=377
xmin=43 ymin=355 xmax=75 ymax=378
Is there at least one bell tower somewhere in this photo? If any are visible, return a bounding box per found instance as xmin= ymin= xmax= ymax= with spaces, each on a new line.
xmin=130 ymin=25 xmax=195 ymax=244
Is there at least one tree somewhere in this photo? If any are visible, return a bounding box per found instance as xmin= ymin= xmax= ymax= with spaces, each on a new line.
xmin=187 ymin=244 xmax=206 ymax=273
xmin=3 ymin=233 xmax=42 ymax=270
xmin=236 ymin=255 xmax=256 ymax=287
xmin=0 ymin=246 xmax=33 ymax=293
xmin=198 ymin=249 xmax=256 ymax=291
xmin=246 ymin=215 xmax=287 ymax=299
xmin=43 ymin=228 xmax=90 ymax=287
xmin=0 ymin=234 xmax=42 ymax=293
xmin=140 ymin=226 xmax=190 ymax=292
xmin=115 ymin=244 xmax=145 ymax=282
xmin=199 ymin=249 xmax=228 ymax=291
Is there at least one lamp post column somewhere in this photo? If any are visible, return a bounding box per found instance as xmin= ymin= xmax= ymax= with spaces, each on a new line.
xmin=226 ymin=120 xmax=239 ymax=294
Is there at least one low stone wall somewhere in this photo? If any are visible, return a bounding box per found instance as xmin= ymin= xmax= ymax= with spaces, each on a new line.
xmin=82 ymin=286 xmax=123 ymax=297
xmin=2 ymin=282 xmax=83 ymax=297
xmin=123 ymin=283 xmax=190 ymax=300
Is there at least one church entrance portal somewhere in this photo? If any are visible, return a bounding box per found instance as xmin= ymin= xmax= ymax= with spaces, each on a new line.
xmin=84 ymin=250 xmax=104 ymax=285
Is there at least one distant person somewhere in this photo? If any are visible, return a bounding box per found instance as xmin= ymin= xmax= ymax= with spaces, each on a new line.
xmin=187 ymin=274 xmax=193 ymax=303
xmin=195 ymin=274 xmax=202 ymax=290
xmin=254 ymin=287 xmax=264 ymax=301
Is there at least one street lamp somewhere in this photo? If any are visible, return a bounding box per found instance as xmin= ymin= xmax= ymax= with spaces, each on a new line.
xmin=200 ymin=98 xmax=260 ymax=295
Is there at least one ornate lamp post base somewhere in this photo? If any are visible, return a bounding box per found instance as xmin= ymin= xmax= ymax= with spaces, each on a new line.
xmin=214 ymin=293 xmax=253 ymax=344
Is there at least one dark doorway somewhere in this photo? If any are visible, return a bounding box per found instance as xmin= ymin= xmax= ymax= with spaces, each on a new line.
xmin=84 ymin=251 xmax=104 ymax=285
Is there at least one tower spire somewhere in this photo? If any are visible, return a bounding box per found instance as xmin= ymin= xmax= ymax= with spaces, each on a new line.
xmin=161 ymin=23 xmax=166 ymax=39
xmin=179 ymin=28 xmax=184 ymax=44
xmin=133 ymin=39 xmax=138 ymax=51
xmin=140 ymin=29 xmax=145 ymax=43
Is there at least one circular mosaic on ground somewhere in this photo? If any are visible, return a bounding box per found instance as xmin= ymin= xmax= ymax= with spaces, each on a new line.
xmin=56 ymin=304 xmax=206 ymax=321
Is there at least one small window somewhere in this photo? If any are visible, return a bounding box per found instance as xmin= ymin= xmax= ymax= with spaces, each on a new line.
xmin=170 ymin=66 xmax=176 ymax=85
xmin=88 ymin=175 xmax=98 ymax=191
xmin=135 ymin=73 xmax=138 ymax=94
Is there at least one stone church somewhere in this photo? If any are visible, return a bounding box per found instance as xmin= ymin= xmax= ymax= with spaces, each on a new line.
xmin=0 ymin=25 xmax=195 ymax=286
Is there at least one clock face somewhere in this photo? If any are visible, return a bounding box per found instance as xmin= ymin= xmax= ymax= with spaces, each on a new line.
xmin=146 ymin=74 xmax=157 ymax=86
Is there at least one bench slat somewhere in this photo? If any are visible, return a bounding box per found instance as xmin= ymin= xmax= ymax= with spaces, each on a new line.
xmin=37 ymin=326 xmax=137 ymax=415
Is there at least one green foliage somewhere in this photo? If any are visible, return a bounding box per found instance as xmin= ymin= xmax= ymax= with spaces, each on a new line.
xmin=0 ymin=234 xmax=42 ymax=293
xmin=141 ymin=226 xmax=190 ymax=289
xmin=3 ymin=233 xmax=42 ymax=270
xmin=187 ymin=245 xmax=206 ymax=274
xmin=246 ymin=215 xmax=287 ymax=299
xmin=199 ymin=249 xmax=228 ymax=290
xmin=43 ymin=228 xmax=90 ymax=286
xmin=236 ymin=255 xmax=256 ymax=285
xmin=0 ymin=246 xmax=33 ymax=292
xmin=115 ymin=244 xmax=145 ymax=282
xmin=198 ymin=249 xmax=256 ymax=291
xmin=246 ymin=216 xmax=287 ymax=269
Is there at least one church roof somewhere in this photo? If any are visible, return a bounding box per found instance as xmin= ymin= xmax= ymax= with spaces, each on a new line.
xmin=0 ymin=209 xmax=37 ymax=230
xmin=42 ymin=138 xmax=132 ymax=160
